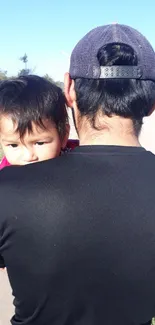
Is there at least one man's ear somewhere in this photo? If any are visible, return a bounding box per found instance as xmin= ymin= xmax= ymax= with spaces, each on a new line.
xmin=61 ymin=123 xmax=70 ymax=149
xmin=64 ymin=73 xmax=76 ymax=108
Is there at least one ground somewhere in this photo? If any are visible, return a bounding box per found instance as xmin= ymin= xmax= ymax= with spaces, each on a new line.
xmin=0 ymin=271 xmax=14 ymax=325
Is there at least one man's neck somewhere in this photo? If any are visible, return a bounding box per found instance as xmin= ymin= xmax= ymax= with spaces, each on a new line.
xmin=79 ymin=133 xmax=140 ymax=147
xmin=78 ymin=115 xmax=141 ymax=147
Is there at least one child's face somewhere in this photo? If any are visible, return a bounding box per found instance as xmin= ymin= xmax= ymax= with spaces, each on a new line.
xmin=0 ymin=115 xmax=64 ymax=165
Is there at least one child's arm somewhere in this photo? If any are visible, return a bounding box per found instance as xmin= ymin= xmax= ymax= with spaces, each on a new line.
xmin=0 ymin=157 xmax=9 ymax=269
xmin=61 ymin=139 xmax=79 ymax=155
xmin=66 ymin=139 xmax=79 ymax=150
xmin=0 ymin=157 xmax=11 ymax=170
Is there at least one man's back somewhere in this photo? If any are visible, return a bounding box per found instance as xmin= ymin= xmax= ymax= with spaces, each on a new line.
xmin=0 ymin=145 xmax=155 ymax=325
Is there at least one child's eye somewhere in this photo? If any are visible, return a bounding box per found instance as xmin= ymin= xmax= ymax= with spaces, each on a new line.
xmin=36 ymin=142 xmax=45 ymax=146
xmin=9 ymin=144 xmax=18 ymax=148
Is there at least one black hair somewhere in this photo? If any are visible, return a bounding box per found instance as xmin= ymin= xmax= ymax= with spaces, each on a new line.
xmin=0 ymin=75 xmax=68 ymax=139
xmin=74 ymin=43 xmax=155 ymax=135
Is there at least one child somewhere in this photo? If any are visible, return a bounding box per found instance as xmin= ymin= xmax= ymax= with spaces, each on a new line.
xmin=0 ymin=75 xmax=78 ymax=169
xmin=0 ymin=75 xmax=78 ymax=271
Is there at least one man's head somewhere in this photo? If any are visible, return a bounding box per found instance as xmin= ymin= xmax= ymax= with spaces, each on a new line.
xmin=0 ymin=75 xmax=69 ymax=165
xmin=65 ymin=24 xmax=155 ymax=144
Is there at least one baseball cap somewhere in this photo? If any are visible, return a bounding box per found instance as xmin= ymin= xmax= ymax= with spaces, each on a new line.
xmin=69 ymin=24 xmax=155 ymax=81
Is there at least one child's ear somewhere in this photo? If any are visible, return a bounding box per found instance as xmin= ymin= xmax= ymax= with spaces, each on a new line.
xmin=61 ymin=123 xmax=70 ymax=149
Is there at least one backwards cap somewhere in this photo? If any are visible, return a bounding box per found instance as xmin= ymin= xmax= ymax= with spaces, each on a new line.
xmin=70 ymin=24 xmax=155 ymax=81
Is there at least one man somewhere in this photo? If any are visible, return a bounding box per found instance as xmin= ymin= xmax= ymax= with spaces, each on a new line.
xmin=1 ymin=24 xmax=155 ymax=325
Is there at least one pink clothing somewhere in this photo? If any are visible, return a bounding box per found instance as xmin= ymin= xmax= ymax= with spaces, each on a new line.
xmin=0 ymin=156 xmax=11 ymax=170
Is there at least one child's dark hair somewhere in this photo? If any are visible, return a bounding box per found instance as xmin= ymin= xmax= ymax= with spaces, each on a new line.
xmin=0 ymin=75 xmax=68 ymax=139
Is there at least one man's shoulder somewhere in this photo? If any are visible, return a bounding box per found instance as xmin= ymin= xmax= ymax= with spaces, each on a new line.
xmin=0 ymin=155 xmax=73 ymax=183
xmin=134 ymin=149 xmax=155 ymax=173
xmin=0 ymin=147 xmax=155 ymax=183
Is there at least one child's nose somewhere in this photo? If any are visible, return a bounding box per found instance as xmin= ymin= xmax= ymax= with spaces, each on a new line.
xmin=23 ymin=147 xmax=38 ymax=163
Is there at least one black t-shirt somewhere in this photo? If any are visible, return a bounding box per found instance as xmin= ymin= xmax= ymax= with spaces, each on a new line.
xmin=0 ymin=145 xmax=155 ymax=325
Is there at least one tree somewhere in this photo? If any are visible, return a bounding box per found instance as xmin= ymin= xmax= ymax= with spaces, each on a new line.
xmin=55 ymin=80 xmax=64 ymax=90
xmin=0 ymin=69 xmax=7 ymax=80
xmin=20 ymin=53 xmax=28 ymax=69
xmin=44 ymin=74 xmax=55 ymax=83
xmin=18 ymin=53 xmax=32 ymax=76
xmin=44 ymin=74 xmax=64 ymax=90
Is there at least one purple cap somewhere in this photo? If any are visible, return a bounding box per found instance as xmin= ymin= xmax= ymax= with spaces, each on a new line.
xmin=69 ymin=24 xmax=155 ymax=81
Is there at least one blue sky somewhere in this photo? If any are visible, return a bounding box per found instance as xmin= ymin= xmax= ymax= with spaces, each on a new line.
xmin=0 ymin=0 xmax=155 ymax=81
